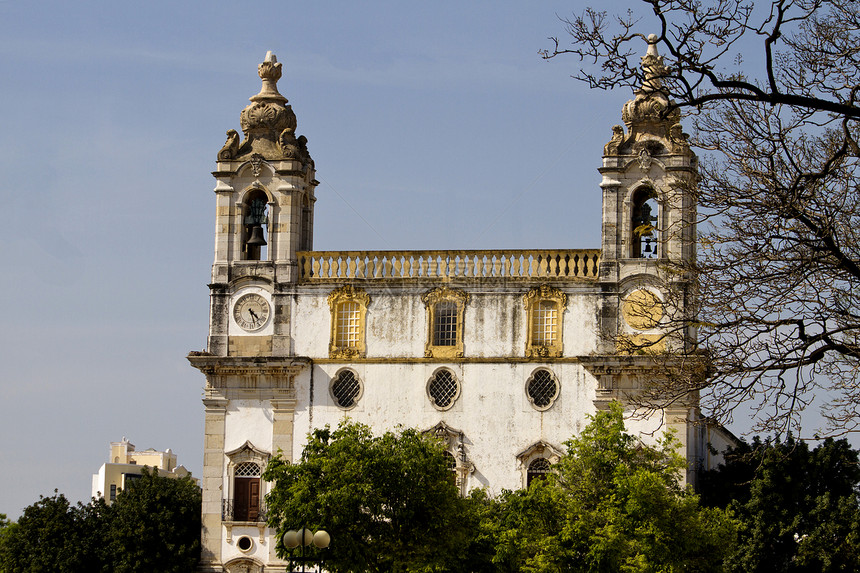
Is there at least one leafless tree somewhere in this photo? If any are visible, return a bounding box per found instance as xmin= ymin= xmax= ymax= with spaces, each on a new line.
xmin=544 ymin=0 xmax=860 ymax=436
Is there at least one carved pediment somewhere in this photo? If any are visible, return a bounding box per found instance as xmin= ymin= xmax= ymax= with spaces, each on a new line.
xmin=516 ymin=440 xmax=564 ymax=465
xmin=225 ymin=441 xmax=270 ymax=464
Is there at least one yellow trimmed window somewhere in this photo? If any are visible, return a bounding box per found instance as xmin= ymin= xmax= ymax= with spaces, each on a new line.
xmin=328 ymin=286 xmax=370 ymax=358
xmin=524 ymin=285 xmax=567 ymax=358
xmin=422 ymin=287 xmax=469 ymax=358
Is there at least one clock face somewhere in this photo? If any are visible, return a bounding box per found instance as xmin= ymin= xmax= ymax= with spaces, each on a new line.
xmin=233 ymin=293 xmax=271 ymax=332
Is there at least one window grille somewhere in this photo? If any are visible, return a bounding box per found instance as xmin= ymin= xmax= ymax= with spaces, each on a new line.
xmin=234 ymin=462 xmax=261 ymax=478
xmin=532 ymin=301 xmax=558 ymax=346
xmin=527 ymin=369 xmax=558 ymax=409
xmin=331 ymin=370 xmax=361 ymax=408
xmin=428 ymin=369 xmax=459 ymax=408
xmin=443 ymin=450 xmax=457 ymax=471
xmin=433 ymin=301 xmax=458 ymax=346
xmin=335 ymin=302 xmax=361 ymax=348
xmin=527 ymin=458 xmax=551 ymax=487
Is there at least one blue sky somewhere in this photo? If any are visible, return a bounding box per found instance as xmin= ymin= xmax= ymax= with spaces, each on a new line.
xmin=0 ymin=0 xmax=765 ymax=518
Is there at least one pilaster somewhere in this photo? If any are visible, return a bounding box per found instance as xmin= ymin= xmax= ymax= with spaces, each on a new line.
xmin=200 ymin=397 xmax=228 ymax=568
xmin=271 ymin=399 xmax=297 ymax=461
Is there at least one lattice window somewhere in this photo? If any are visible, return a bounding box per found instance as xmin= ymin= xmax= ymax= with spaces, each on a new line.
xmin=433 ymin=301 xmax=458 ymax=346
xmin=423 ymin=287 xmax=468 ymax=358
xmin=527 ymin=458 xmax=551 ymax=487
xmin=524 ymin=286 xmax=566 ymax=358
xmin=532 ymin=301 xmax=558 ymax=346
xmin=443 ymin=450 xmax=457 ymax=471
xmin=428 ymin=369 xmax=460 ymax=409
xmin=328 ymin=286 xmax=370 ymax=358
xmin=335 ymin=302 xmax=361 ymax=348
xmin=526 ymin=369 xmax=559 ymax=410
xmin=331 ymin=369 xmax=362 ymax=409
xmin=234 ymin=462 xmax=261 ymax=477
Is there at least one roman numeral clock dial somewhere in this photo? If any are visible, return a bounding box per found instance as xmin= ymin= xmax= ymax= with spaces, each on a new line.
xmin=232 ymin=293 xmax=270 ymax=332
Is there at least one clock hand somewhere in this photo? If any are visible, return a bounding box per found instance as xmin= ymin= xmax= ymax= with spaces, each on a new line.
xmin=249 ymin=309 xmax=259 ymax=321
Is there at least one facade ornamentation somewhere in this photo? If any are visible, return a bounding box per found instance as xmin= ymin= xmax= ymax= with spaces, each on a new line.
xmin=422 ymin=287 xmax=469 ymax=358
xmin=249 ymin=154 xmax=264 ymax=177
xmin=327 ymin=285 xmax=371 ymax=359
xmin=523 ymin=285 xmax=567 ymax=358
xmin=218 ymin=129 xmax=241 ymax=160
xmin=423 ymin=422 xmax=475 ymax=495
xmin=603 ymin=124 xmax=625 ymax=156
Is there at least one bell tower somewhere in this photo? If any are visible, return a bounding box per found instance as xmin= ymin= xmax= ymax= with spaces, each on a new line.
xmin=591 ymin=37 xmax=701 ymax=481
xmin=189 ymin=52 xmax=314 ymax=572
xmin=597 ymin=36 xmax=698 ymax=353
xmin=207 ymin=51 xmax=318 ymax=358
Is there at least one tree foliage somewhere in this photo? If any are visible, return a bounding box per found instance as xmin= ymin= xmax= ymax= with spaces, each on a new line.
xmin=104 ymin=468 xmax=202 ymax=573
xmin=0 ymin=492 xmax=101 ymax=573
xmin=545 ymin=0 xmax=860 ymax=435
xmin=701 ymin=436 xmax=860 ymax=571
xmin=264 ymin=421 xmax=479 ymax=573
xmin=491 ymin=403 xmax=737 ymax=572
xmin=0 ymin=470 xmax=200 ymax=573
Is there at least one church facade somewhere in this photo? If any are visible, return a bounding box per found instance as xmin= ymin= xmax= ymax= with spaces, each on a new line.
xmin=189 ymin=48 xmax=723 ymax=573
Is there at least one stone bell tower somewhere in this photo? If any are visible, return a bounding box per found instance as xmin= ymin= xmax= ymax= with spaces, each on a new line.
xmin=189 ymin=52 xmax=315 ymax=572
xmin=597 ymin=35 xmax=698 ymax=351
xmin=207 ymin=50 xmax=318 ymax=358
xmin=591 ymin=37 xmax=701 ymax=481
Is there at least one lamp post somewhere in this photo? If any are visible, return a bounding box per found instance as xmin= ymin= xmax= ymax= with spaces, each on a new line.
xmin=282 ymin=527 xmax=330 ymax=573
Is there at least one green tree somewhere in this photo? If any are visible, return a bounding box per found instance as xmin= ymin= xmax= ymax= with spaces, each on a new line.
xmin=544 ymin=0 xmax=860 ymax=436
xmin=493 ymin=403 xmax=737 ymax=572
xmin=0 ymin=471 xmax=201 ymax=573
xmin=701 ymin=437 xmax=860 ymax=572
xmin=104 ymin=467 xmax=201 ymax=573
xmin=264 ymin=421 xmax=481 ymax=573
xmin=0 ymin=491 xmax=101 ymax=573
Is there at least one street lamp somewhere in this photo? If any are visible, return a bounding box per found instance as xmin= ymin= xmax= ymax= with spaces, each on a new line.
xmin=282 ymin=527 xmax=330 ymax=572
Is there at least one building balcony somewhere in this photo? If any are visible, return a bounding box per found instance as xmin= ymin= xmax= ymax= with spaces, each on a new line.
xmin=221 ymin=498 xmax=267 ymax=523
xmin=297 ymin=249 xmax=601 ymax=283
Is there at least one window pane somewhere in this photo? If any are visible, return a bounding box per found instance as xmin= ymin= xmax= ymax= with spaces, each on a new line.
xmin=434 ymin=301 xmax=458 ymax=346
xmin=532 ymin=301 xmax=558 ymax=346
xmin=527 ymin=370 xmax=558 ymax=408
xmin=332 ymin=370 xmax=361 ymax=408
xmin=428 ymin=369 xmax=459 ymax=408
xmin=336 ymin=302 xmax=361 ymax=347
xmin=527 ymin=458 xmax=551 ymax=487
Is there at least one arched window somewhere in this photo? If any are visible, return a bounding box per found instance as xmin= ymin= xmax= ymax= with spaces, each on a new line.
xmin=631 ymin=187 xmax=659 ymax=259
xmin=242 ymin=189 xmax=269 ymax=261
xmin=300 ymin=195 xmax=313 ymax=251
xmin=527 ymin=458 xmax=551 ymax=487
xmin=232 ymin=462 xmax=261 ymax=522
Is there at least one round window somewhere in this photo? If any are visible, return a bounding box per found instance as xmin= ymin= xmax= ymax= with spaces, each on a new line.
xmin=427 ymin=369 xmax=460 ymax=410
xmin=237 ymin=535 xmax=253 ymax=552
xmin=526 ymin=369 xmax=559 ymax=410
xmin=330 ymin=369 xmax=362 ymax=409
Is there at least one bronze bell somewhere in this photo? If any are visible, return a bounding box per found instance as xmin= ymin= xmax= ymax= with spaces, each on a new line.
xmin=246 ymin=225 xmax=267 ymax=246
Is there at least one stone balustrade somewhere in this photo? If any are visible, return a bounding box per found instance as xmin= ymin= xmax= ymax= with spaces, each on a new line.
xmin=297 ymin=249 xmax=601 ymax=282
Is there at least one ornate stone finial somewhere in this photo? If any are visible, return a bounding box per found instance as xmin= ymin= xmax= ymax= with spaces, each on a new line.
xmin=641 ymin=34 xmax=665 ymax=93
xmin=250 ymin=51 xmax=287 ymax=104
xmin=618 ymin=34 xmax=681 ymax=142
